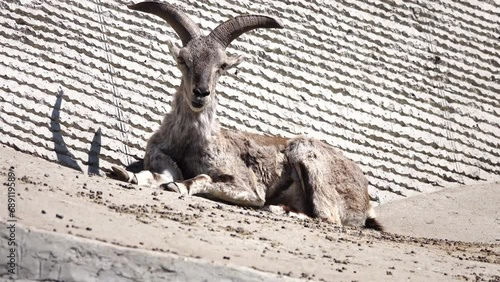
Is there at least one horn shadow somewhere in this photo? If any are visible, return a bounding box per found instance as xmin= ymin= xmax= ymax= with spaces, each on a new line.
xmin=50 ymin=88 xmax=83 ymax=172
xmin=87 ymin=128 xmax=102 ymax=175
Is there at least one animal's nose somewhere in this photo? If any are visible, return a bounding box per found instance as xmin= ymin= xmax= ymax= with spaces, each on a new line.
xmin=193 ymin=88 xmax=210 ymax=97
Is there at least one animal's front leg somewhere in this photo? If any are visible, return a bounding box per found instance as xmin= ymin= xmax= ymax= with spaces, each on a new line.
xmin=112 ymin=152 xmax=183 ymax=188
xmin=164 ymin=174 xmax=266 ymax=207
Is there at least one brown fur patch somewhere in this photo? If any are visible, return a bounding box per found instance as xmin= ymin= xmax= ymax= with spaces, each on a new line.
xmin=212 ymin=174 xmax=235 ymax=183
xmin=183 ymin=174 xmax=212 ymax=188
xmin=152 ymin=172 xmax=163 ymax=182
xmin=241 ymin=131 xmax=289 ymax=147
xmin=280 ymin=204 xmax=303 ymax=215
xmin=183 ymin=179 xmax=194 ymax=188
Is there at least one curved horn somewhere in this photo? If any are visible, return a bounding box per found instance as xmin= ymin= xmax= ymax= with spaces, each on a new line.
xmin=209 ymin=15 xmax=283 ymax=49
xmin=128 ymin=1 xmax=200 ymax=46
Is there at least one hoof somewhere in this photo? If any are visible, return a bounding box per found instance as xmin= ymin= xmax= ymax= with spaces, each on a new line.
xmin=161 ymin=182 xmax=188 ymax=195
xmin=111 ymin=166 xmax=137 ymax=184
xmin=112 ymin=166 xmax=129 ymax=181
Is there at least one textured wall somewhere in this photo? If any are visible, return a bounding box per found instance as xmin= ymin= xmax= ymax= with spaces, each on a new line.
xmin=0 ymin=0 xmax=499 ymax=203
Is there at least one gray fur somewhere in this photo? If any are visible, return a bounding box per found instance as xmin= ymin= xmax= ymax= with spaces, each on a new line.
xmin=115 ymin=2 xmax=381 ymax=230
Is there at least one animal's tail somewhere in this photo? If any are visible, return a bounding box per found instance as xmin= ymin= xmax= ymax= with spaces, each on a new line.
xmin=365 ymin=216 xmax=384 ymax=231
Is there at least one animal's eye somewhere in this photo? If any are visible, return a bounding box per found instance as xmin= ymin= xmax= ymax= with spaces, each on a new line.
xmin=177 ymin=57 xmax=186 ymax=65
xmin=220 ymin=63 xmax=228 ymax=70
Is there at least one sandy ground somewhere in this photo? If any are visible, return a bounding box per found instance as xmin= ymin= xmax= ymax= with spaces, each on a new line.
xmin=0 ymin=144 xmax=499 ymax=281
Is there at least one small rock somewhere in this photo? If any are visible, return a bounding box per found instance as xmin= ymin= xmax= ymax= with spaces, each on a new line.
xmin=56 ymin=214 xmax=64 ymax=219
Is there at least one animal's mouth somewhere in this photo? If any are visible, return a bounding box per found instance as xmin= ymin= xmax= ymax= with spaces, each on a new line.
xmin=191 ymin=100 xmax=205 ymax=109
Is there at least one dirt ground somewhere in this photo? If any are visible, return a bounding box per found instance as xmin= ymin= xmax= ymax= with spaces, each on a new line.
xmin=0 ymin=144 xmax=499 ymax=281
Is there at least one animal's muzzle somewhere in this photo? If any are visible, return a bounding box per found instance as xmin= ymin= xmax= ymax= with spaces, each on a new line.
xmin=193 ymin=88 xmax=210 ymax=97
xmin=191 ymin=88 xmax=210 ymax=108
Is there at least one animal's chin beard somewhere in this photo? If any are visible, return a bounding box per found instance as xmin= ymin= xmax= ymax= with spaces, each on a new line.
xmin=189 ymin=102 xmax=206 ymax=112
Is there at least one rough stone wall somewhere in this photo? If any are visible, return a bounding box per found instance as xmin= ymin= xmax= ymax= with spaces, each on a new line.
xmin=0 ymin=0 xmax=498 ymax=203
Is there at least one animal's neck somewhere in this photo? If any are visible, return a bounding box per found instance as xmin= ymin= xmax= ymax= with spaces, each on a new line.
xmin=168 ymin=83 xmax=219 ymax=144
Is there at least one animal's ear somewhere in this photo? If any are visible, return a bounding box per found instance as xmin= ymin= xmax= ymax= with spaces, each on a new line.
xmin=166 ymin=40 xmax=181 ymax=59
xmin=225 ymin=54 xmax=245 ymax=70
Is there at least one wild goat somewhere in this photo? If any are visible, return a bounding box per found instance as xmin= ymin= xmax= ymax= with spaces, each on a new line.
xmin=113 ymin=1 xmax=382 ymax=230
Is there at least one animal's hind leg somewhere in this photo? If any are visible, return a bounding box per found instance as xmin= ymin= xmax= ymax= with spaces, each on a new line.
xmin=286 ymin=137 xmax=370 ymax=227
xmin=292 ymin=161 xmax=342 ymax=224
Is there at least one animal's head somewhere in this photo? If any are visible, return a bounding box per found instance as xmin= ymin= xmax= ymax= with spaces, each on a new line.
xmin=129 ymin=1 xmax=283 ymax=112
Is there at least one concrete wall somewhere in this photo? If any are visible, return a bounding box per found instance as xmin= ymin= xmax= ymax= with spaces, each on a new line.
xmin=0 ymin=0 xmax=498 ymax=203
